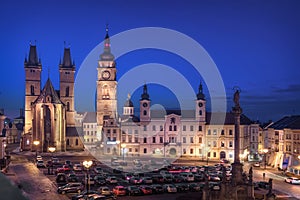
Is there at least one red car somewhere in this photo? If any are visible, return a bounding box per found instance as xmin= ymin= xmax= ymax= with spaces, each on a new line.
xmin=112 ymin=186 xmax=127 ymax=196
xmin=139 ymin=185 xmax=153 ymax=195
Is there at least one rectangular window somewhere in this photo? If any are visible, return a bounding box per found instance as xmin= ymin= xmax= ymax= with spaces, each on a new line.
xmin=208 ymin=130 xmax=211 ymax=135
xmin=143 ymin=125 xmax=147 ymax=131
xmin=190 ymin=125 xmax=194 ymax=131
xmin=135 ymin=148 xmax=138 ymax=152
xmin=213 ymin=141 xmax=217 ymax=147
xmin=134 ymin=137 xmax=138 ymax=143
xmin=174 ymin=125 xmax=177 ymax=131
xmin=229 ymin=141 xmax=233 ymax=147
xmin=152 ymin=125 xmax=156 ymax=131
xmin=208 ymin=152 xmax=211 ymax=157
xmin=199 ymin=137 xmax=202 ymax=143
xmin=183 ymin=149 xmax=186 ymax=154
xmin=129 ymin=148 xmax=132 ymax=152
xmin=183 ymin=137 xmax=186 ymax=143
xmin=229 ymin=130 xmax=233 ymax=135
xmin=221 ymin=130 xmax=225 ymax=135
xmin=221 ymin=141 xmax=225 ymax=147
xmin=144 ymin=148 xmax=147 ymax=154
xmin=208 ymin=141 xmax=211 ymax=147
xmin=152 ymin=137 xmax=156 ymax=143
xmin=107 ymin=129 xmax=111 ymax=134
xmin=128 ymin=129 xmax=132 ymax=134
xmin=128 ymin=136 xmax=132 ymax=143
xmin=183 ymin=125 xmax=186 ymax=131
xmin=134 ymin=130 xmax=138 ymax=134
xmin=160 ymin=125 xmax=163 ymax=131
xmin=190 ymin=137 xmax=194 ymax=143
xmin=190 ymin=148 xmax=194 ymax=154
xmin=113 ymin=137 xmax=116 ymax=141
xmin=213 ymin=152 xmax=216 ymax=157
xmin=87 ymin=125 xmax=89 ymax=128
xmin=160 ymin=137 xmax=163 ymax=143
xmin=169 ymin=126 xmax=172 ymax=131
xmin=113 ymin=129 xmax=117 ymax=134
xmin=213 ymin=129 xmax=217 ymax=135
xmin=122 ymin=136 xmax=126 ymax=143
xmin=143 ymin=137 xmax=147 ymax=143
xmin=198 ymin=126 xmax=202 ymax=131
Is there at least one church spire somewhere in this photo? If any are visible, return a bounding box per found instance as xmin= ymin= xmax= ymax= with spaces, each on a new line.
xmin=100 ymin=25 xmax=114 ymax=61
xmin=60 ymin=46 xmax=74 ymax=68
xmin=197 ymin=81 xmax=205 ymax=100
xmin=141 ymin=84 xmax=150 ymax=100
xmin=25 ymin=42 xmax=41 ymax=66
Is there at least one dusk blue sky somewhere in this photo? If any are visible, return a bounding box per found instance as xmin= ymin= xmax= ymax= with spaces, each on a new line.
xmin=0 ymin=0 xmax=300 ymax=123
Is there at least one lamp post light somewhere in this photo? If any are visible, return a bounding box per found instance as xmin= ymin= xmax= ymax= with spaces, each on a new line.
xmin=33 ymin=140 xmax=40 ymax=158
xmin=83 ymin=160 xmax=93 ymax=194
xmin=121 ymin=144 xmax=126 ymax=161
xmin=262 ymin=148 xmax=269 ymax=169
xmin=116 ymin=140 xmax=120 ymax=156
xmin=48 ymin=147 xmax=56 ymax=174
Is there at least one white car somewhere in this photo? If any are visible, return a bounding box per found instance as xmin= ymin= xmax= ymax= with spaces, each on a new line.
xmin=253 ymin=162 xmax=260 ymax=167
xmin=36 ymin=160 xmax=45 ymax=168
xmin=285 ymin=177 xmax=300 ymax=185
xmin=36 ymin=155 xmax=43 ymax=161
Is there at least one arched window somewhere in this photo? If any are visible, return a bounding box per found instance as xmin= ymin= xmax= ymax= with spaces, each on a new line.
xmin=143 ymin=110 xmax=147 ymax=116
xmin=30 ymin=85 xmax=34 ymax=95
xmin=169 ymin=125 xmax=172 ymax=131
xmin=66 ymin=86 xmax=69 ymax=97
xmin=199 ymin=110 xmax=202 ymax=116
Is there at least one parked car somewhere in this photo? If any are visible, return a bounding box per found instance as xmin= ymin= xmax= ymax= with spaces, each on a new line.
xmin=73 ymin=164 xmax=83 ymax=172
xmin=112 ymin=186 xmax=127 ymax=196
xmin=163 ymin=174 xmax=173 ymax=183
xmin=164 ymin=184 xmax=177 ymax=193
xmin=36 ymin=155 xmax=43 ymax=161
xmin=175 ymin=183 xmax=189 ymax=192
xmin=127 ymin=185 xmax=142 ymax=196
xmin=36 ymin=160 xmax=45 ymax=168
xmin=56 ymin=173 xmax=68 ymax=186
xmin=94 ymin=167 xmax=103 ymax=174
xmin=94 ymin=176 xmax=106 ymax=185
xmin=106 ymin=176 xmax=118 ymax=184
xmin=57 ymin=182 xmax=84 ymax=194
xmin=142 ymin=177 xmax=153 ymax=184
xmin=98 ymin=186 xmax=112 ymax=195
xmin=189 ymin=183 xmax=201 ymax=191
xmin=173 ymin=175 xmax=184 ymax=183
xmin=285 ymin=177 xmax=300 ymax=185
xmin=139 ymin=185 xmax=153 ymax=195
xmin=130 ymin=177 xmax=143 ymax=185
xmin=71 ymin=190 xmax=99 ymax=200
xmin=209 ymin=182 xmax=221 ymax=191
xmin=152 ymin=175 xmax=164 ymax=184
xmin=253 ymin=162 xmax=260 ymax=167
xmin=151 ymin=184 xmax=164 ymax=194
xmin=68 ymin=173 xmax=79 ymax=182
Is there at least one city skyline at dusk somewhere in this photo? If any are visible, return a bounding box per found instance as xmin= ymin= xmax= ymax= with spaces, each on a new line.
xmin=0 ymin=0 xmax=300 ymax=123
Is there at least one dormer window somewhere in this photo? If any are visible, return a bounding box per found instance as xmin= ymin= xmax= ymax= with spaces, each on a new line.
xmin=46 ymin=95 xmax=51 ymax=103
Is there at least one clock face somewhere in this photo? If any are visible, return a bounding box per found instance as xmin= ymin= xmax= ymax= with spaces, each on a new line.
xmin=198 ymin=102 xmax=203 ymax=107
xmin=102 ymin=70 xmax=111 ymax=80
xmin=143 ymin=103 xmax=148 ymax=107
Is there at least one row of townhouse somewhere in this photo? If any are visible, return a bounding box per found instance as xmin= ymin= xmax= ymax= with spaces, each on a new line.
xmin=260 ymin=115 xmax=300 ymax=174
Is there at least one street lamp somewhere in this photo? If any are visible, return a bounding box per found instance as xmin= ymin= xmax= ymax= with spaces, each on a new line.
xmin=33 ymin=140 xmax=40 ymax=158
xmin=262 ymin=148 xmax=268 ymax=169
xmin=116 ymin=140 xmax=120 ymax=156
xmin=121 ymin=143 xmax=126 ymax=161
xmin=83 ymin=160 xmax=93 ymax=194
xmin=48 ymin=147 xmax=56 ymax=174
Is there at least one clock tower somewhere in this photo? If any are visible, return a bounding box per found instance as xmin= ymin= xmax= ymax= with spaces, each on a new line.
xmin=195 ymin=82 xmax=206 ymax=122
xmin=97 ymin=27 xmax=117 ymax=131
xmin=140 ymin=84 xmax=151 ymax=122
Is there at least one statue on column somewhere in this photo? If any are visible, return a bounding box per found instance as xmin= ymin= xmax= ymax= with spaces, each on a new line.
xmin=233 ymin=88 xmax=240 ymax=107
